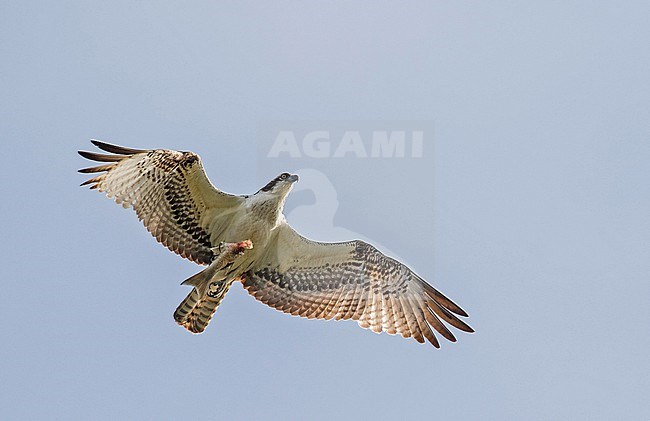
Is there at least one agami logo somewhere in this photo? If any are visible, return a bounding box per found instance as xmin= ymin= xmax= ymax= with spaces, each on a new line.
xmin=267 ymin=130 xmax=424 ymax=158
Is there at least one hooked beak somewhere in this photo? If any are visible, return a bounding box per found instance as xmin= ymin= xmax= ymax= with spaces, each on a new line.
xmin=288 ymin=174 xmax=299 ymax=183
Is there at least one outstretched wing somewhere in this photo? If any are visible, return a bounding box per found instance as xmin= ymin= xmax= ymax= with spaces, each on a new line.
xmin=243 ymin=223 xmax=473 ymax=347
xmin=78 ymin=140 xmax=244 ymax=265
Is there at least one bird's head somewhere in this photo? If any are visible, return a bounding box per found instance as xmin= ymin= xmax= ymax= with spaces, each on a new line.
xmin=256 ymin=172 xmax=299 ymax=199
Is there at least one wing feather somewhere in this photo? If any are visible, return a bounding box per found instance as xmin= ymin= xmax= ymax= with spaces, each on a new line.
xmin=243 ymin=223 xmax=473 ymax=347
xmin=78 ymin=141 xmax=243 ymax=265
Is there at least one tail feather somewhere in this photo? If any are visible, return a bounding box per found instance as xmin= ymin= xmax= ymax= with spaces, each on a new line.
xmin=174 ymin=274 xmax=235 ymax=333
xmin=173 ymin=240 xmax=253 ymax=334
xmin=174 ymin=288 xmax=201 ymax=326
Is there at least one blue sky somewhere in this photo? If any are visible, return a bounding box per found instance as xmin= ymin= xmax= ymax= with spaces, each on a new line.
xmin=1 ymin=2 xmax=648 ymax=420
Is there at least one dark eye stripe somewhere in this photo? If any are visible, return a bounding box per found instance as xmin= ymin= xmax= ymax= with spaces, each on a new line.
xmin=260 ymin=180 xmax=276 ymax=192
xmin=260 ymin=173 xmax=288 ymax=192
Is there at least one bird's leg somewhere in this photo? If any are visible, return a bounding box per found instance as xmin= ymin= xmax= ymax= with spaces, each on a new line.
xmin=204 ymin=240 xmax=254 ymax=297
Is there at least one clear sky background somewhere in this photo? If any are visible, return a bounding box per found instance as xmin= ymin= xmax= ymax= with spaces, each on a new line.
xmin=1 ymin=2 xmax=649 ymax=420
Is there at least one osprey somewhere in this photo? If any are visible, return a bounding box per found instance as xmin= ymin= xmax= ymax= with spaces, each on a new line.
xmin=79 ymin=140 xmax=473 ymax=347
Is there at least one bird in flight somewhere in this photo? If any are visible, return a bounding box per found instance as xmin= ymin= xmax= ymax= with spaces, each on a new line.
xmin=78 ymin=140 xmax=474 ymax=347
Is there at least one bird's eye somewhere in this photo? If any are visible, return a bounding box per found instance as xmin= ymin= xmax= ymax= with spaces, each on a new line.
xmin=280 ymin=173 xmax=288 ymax=180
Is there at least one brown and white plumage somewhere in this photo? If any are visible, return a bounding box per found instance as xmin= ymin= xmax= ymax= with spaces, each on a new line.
xmin=243 ymin=225 xmax=473 ymax=346
xmin=79 ymin=140 xmax=242 ymax=265
xmin=79 ymin=140 xmax=474 ymax=347
xmin=174 ymin=240 xmax=253 ymax=334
